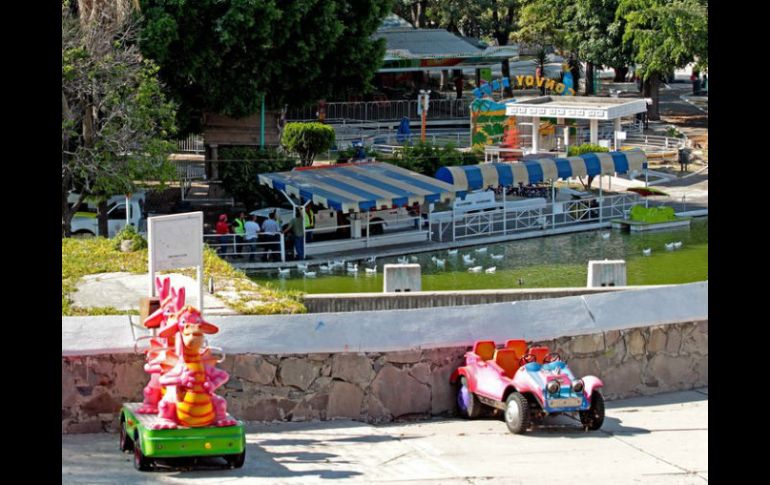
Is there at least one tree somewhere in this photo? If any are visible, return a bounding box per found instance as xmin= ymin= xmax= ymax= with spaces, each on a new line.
xmin=62 ymin=4 xmax=177 ymax=237
xmin=281 ymin=123 xmax=336 ymax=167
xmin=138 ymin=0 xmax=393 ymax=136
xmin=572 ymin=0 xmax=627 ymax=95
xmin=618 ymin=0 xmax=707 ymax=119
xmin=218 ymin=147 xmax=298 ymax=210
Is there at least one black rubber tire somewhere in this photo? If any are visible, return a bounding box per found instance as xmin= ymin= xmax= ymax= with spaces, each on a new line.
xmin=457 ymin=377 xmax=483 ymax=419
xmin=225 ymin=451 xmax=246 ymax=469
xmin=504 ymin=392 xmax=530 ymax=434
xmin=579 ymin=391 xmax=605 ymax=430
xmin=133 ymin=439 xmax=152 ymax=471
xmin=119 ymin=417 xmax=134 ymax=452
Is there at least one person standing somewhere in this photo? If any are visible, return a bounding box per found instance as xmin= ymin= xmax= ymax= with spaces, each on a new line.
xmin=215 ymin=214 xmax=231 ymax=255
xmin=284 ymin=207 xmax=305 ymax=261
xmin=232 ymin=211 xmax=246 ymax=257
xmin=260 ymin=211 xmax=281 ymax=262
xmin=244 ymin=214 xmax=260 ymax=262
xmin=303 ymin=204 xmax=314 ymax=243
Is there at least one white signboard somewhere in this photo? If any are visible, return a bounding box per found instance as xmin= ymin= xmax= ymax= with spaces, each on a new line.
xmin=615 ymin=131 xmax=627 ymax=141
xmin=148 ymin=212 xmax=204 ymax=312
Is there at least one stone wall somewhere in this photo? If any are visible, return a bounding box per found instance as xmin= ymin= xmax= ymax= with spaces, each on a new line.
xmin=62 ymin=320 xmax=707 ymax=434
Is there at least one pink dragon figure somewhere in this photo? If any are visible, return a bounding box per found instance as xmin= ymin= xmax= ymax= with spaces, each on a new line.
xmin=135 ymin=277 xmax=182 ymax=414
xmin=153 ymin=303 xmax=237 ymax=429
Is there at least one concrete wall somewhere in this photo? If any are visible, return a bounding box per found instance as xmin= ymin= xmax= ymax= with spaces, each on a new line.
xmin=302 ymin=286 xmax=656 ymax=313
xmin=62 ymin=320 xmax=707 ymax=434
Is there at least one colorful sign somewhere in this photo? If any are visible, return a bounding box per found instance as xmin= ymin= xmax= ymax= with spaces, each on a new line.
xmin=473 ymin=74 xmax=576 ymax=99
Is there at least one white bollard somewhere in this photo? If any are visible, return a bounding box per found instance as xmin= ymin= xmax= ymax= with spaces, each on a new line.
xmin=587 ymin=260 xmax=627 ymax=287
xmin=383 ymin=264 xmax=422 ymax=293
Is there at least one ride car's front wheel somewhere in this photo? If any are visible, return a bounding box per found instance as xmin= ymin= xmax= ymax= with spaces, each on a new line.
xmin=504 ymin=392 xmax=530 ymax=434
xmin=457 ymin=377 xmax=483 ymax=419
xmin=579 ymin=391 xmax=605 ymax=430
xmin=133 ymin=439 xmax=152 ymax=471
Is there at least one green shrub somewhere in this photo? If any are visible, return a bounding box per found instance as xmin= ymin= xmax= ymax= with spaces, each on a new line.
xmin=113 ymin=225 xmax=147 ymax=251
xmin=281 ymin=122 xmax=336 ymax=166
xmin=392 ymin=141 xmax=478 ymax=176
xmin=567 ymin=143 xmax=610 ymax=156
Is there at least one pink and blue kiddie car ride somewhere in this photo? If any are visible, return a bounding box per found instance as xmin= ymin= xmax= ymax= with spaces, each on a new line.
xmin=450 ymin=339 xmax=605 ymax=434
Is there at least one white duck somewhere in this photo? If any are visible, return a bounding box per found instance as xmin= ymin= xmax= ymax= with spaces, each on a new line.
xmin=303 ymin=271 xmax=316 ymax=278
xmin=665 ymin=242 xmax=675 ymax=251
xmin=346 ymin=263 xmax=359 ymax=273
xmin=434 ymin=258 xmax=446 ymax=267
xmin=485 ymin=267 xmax=497 ymax=274
xmin=490 ymin=253 xmax=504 ymax=260
xmin=277 ymin=268 xmax=291 ymax=276
xmin=601 ymin=232 xmax=610 ymax=240
xmin=463 ymin=257 xmax=476 ymax=266
xmin=365 ymin=256 xmax=377 ymax=264
xmin=364 ymin=267 xmax=377 ymax=274
xmin=673 ymin=241 xmax=683 ymax=249
xmin=447 ymin=249 xmax=458 ymax=256
xmin=642 ymin=248 xmax=652 ymax=256
xmin=468 ymin=266 xmax=483 ymax=273
xmin=297 ymin=263 xmax=309 ymax=271
xmin=410 ymin=255 xmax=419 ymax=262
xmin=397 ymin=256 xmax=409 ymax=264
xmin=319 ymin=264 xmax=331 ymax=272
xmin=474 ymin=247 xmax=488 ymax=253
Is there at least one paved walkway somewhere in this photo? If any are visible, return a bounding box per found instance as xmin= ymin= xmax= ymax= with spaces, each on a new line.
xmin=62 ymin=388 xmax=708 ymax=484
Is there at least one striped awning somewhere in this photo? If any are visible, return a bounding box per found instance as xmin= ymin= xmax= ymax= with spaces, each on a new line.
xmin=258 ymin=162 xmax=466 ymax=213
xmin=434 ymin=149 xmax=647 ymax=190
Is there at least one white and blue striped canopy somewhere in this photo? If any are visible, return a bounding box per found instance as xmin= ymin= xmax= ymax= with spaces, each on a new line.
xmin=434 ymin=149 xmax=647 ymax=190
xmin=258 ymin=162 xmax=466 ymax=213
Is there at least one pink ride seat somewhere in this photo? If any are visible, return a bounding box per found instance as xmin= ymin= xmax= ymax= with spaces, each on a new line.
xmin=493 ymin=348 xmax=520 ymax=378
xmin=473 ymin=340 xmax=497 ymax=361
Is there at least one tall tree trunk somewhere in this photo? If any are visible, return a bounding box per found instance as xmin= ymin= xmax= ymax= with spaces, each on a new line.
xmin=97 ymin=199 xmax=109 ymax=237
xmin=411 ymin=1 xmax=426 ymax=27
xmin=569 ymin=55 xmax=581 ymax=92
xmin=613 ymin=66 xmax=629 ymax=82
xmin=440 ymin=70 xmax=448 ymax=91
xmin=585 ymin=62 xmax=595 ymax=95
xmin=643 ymin=74 xmax=661 ymax=120
xmin=501 ymin=59 xmax=513 ymax=97
xmin=475 ymin=68 xmax=481 ymax=87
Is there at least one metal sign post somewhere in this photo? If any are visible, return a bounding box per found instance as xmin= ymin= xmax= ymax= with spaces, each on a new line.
xmin=419 ymin=90 xmax=430 ymax=142
xmin=148 ymin=212 xmax=205 ymax=314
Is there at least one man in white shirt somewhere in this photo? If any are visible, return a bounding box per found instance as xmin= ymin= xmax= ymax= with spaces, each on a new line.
xmin=260 ymin=211 xmax=282 ymax=261
xmin=244 ymin=214 xmax=260 ymax=262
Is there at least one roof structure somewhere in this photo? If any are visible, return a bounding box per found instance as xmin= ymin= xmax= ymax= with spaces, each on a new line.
xmin=506 ymin=96 xmax=647 ymax=120
xmin=258 ymin=162 xmax=466 ymax=213
xmin=374 ymin=15 xmax=518 ymax=72
xmin=435 ymin=149 xmax=647 ymax=190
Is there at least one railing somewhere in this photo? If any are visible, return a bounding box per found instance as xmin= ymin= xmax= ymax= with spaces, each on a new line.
xmin=429 ymin=192 xmax=641 ymax=242
xmin=288 ymin=99 xmax=471 ymax=123
xmin=203 ymin=233 xmax=286 ymax=263
xmin=177 ymin=134 xmax=205 ymax=153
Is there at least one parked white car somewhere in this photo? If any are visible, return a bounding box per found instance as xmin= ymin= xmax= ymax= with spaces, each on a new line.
xmin=69 ymin=193 xmax=146 ymax=238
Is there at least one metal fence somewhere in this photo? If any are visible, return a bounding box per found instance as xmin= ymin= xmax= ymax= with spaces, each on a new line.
xmin=177 ymin=134 xmax=205 ymax=153
xmin=204 ymin=233 xmax=287 ymax=263
xmin=429 ymin=192 xmax=641 ymax=243
xmin=289 ymin=99 xmax=471 ymax=123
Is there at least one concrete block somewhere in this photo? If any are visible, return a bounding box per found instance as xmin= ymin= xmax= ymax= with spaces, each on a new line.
xmin=587 ymin=260 xmax=627 ymax=287
xmin=383 ymin=264 xmax=421 ymax=293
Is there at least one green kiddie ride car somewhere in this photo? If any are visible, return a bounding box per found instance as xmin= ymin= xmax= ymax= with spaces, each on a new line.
xmin=120 ymin=278 xmax=246 ymax=471
xmin=120 ymin=403 xmax=246 ymax=471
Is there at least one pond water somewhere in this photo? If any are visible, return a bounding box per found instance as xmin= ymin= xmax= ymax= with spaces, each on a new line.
xmin=247 ymin=218 xmax=708 ymax=294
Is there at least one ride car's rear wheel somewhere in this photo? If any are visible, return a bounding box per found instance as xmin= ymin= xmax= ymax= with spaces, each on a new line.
xmin=225 ymin=451 xmax=246 ymax=469
xmin=504 ymin=392 xmax=530 ymax=434
xmin=119 ymin=417 xmax=133 ymax=452
xmin=579 ymin=391 xmax=605 ymax=430
xmin=457 ymin=377 xmax=483 ymax=419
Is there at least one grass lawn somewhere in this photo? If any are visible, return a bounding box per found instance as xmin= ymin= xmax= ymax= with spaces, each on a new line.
xmin=62 ymin=238 xmax=305 ymax=316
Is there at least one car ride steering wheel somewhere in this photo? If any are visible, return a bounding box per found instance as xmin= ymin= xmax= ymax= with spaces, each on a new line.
xmin=543 ymin=352 xmax=561 ymax=363
xmin=519 ymin=353 xmax=537 ymax=366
